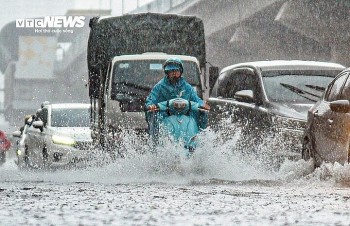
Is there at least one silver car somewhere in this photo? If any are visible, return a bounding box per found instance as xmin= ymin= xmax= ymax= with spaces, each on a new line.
xmin=208 ymin=60 xmax=346 ymax=160
xmin=303 ymin=68 xmax=350 ymax=167
xmin=13 ymin=103 xmax=93 ymax=169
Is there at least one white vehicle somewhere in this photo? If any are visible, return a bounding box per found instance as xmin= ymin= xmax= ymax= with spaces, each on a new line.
xmin=13 ymin=103 xmax=93 ymax=169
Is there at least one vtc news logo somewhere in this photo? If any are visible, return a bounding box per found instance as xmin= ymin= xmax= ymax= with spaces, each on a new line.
xmin=16 ymin=16 xmax=85 ymax=28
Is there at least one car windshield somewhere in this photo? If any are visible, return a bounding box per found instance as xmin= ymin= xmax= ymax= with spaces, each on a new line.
xmin=262 ymin=70 xmax=341 ymax=103
xmin=111 ymin=59 xmax=200 ymax=99
xmin=51 ymin=108 xmax=90 ymax=127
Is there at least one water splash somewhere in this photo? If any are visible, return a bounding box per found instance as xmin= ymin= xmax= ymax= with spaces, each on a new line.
xmin=1 ymin=119 xmax=350 ymax=187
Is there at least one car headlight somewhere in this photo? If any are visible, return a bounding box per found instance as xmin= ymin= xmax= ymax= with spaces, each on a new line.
xmin=52 ymin=135 xmax=75 ymax=146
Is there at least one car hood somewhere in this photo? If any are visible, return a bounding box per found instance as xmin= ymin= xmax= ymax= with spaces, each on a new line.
xmin=269 ymin=102 xmax=314 ymax=121
xmin=49 ymin=127 xmax=92 ymax=141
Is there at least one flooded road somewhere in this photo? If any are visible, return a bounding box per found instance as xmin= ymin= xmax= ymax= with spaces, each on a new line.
xmin=1 ymin=124 xmax=350 ymax=225
xmin=1 ymin=175 xmax=350 ymax=226
xmin=2 ymin=157 xmax=350 ymax=225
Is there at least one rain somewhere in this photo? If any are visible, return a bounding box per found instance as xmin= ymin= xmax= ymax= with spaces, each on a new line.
xmin=1 ymin=0 xmax=350 ymax=225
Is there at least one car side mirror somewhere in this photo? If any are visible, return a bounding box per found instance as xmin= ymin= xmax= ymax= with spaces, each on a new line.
xmin=209 ymin=66 xmax=219 ymax=89
xmin=12 ymin=131 xmax=22 ymax=138
xmin=329 ymin=100 xmax=350 ymax=113
xmin=32 ymin=120 xmax=44 ymax=129
xmin=234 ymin=90 xmax=254 ymax=103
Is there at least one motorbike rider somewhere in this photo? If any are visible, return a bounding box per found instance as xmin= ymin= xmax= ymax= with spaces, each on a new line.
xmin=145 ymin=57 xmax=210 ymax=136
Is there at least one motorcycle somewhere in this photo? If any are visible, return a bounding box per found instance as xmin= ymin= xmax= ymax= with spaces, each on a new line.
xmin=147 ymin=98 xmax=208 ymax=158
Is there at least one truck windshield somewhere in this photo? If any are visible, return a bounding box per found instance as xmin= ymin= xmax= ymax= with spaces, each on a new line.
xmin=51 ymin=108 xmax=90 ymax=127
xmin=111 ymin=59 xmax=201 ymax=98
xmin=262 ymin=70 xmax=341 ymax=103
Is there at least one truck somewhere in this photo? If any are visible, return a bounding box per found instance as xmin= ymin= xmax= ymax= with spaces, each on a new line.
xmin=87 ymin=13 xmax=218 ymax=148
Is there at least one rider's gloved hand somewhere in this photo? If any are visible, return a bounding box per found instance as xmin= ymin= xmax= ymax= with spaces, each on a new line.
xmin=148 ymin=104 xmax=158 ymax=111
xmin=202 ymin=102 xmax=210 ymax=111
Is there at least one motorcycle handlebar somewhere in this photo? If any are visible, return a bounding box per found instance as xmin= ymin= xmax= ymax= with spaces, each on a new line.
xmin=198 ymin=108 xmax=209 ymax=112
xmin=147 ymin=107 xmax=209 ymax=113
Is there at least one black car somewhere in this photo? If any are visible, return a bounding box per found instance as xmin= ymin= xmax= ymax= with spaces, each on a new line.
xmin=208 ymin=60 xmax=345 ymax=159
xmin=303 ymin=67 xmax=350 ymax=167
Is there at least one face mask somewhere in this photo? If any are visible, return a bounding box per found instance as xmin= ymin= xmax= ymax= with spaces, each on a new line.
xmin=168 ymin=75 xmax=180 ymax=84
xmin=167 ymin=70 xmax=181 ymax=84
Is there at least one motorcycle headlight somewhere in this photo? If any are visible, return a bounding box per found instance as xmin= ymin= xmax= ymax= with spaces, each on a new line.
xmin=52 ymin=135 xmax=75 ymax=146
